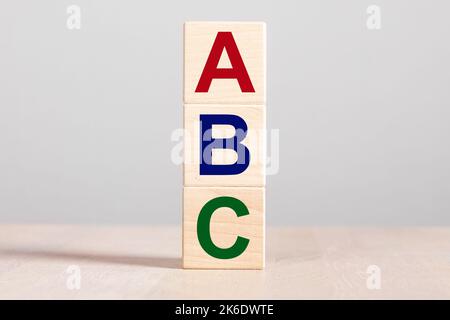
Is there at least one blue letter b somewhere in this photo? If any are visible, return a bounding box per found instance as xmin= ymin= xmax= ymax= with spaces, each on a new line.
xmin=200 ymin=114 xmax=250 ymax=175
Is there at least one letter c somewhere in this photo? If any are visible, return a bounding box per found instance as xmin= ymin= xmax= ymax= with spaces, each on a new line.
xmin=197 ymin=196 xmax=250 ymax=259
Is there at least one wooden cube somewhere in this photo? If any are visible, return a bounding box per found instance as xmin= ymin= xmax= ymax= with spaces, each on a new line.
xmin=184 ymin=104 xmax=266 ymax=187
xmin=184 ymin=21 xmax=266 ymax=104
xmin=183 ymin=186 xmax=265 ymax=269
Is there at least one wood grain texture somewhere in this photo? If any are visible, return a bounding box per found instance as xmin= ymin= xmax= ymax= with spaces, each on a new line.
xmin=184 ymin=21 xmax=266 ymax=104
xmin=1 ymin=225 xmax=449 ymax=299
xmin=183 ymin=187 xmax=264 ymax=269
xmin=183 ymin=104 xmax=266 ymax=187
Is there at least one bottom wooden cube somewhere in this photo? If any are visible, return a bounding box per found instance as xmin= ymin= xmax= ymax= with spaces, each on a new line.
xmin=183 ymin=187 xmax=265 ymax=269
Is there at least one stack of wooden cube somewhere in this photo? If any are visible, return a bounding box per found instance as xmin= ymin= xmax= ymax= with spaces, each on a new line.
xmin=183 ymin=21 xmax=266 ymax=269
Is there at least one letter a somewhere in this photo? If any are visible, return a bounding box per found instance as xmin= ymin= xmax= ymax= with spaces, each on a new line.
xmin=195 ymin=32 xmax=255 ymax=93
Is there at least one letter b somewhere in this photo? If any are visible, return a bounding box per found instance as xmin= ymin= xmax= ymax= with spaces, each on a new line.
xmin=200 ymin=114 xmax=250 ymax=175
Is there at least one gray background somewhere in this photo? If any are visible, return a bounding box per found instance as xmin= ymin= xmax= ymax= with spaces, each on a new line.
xmin=1 ymin=0 xmax=449 ymax=225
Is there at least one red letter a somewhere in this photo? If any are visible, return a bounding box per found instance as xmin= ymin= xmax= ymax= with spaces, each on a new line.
xmin=195 ymin=32 xmax=255 ymax=93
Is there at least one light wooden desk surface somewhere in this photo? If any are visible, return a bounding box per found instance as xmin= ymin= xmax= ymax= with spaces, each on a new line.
xmin=0 ymin=225 xmax=449 ymax=299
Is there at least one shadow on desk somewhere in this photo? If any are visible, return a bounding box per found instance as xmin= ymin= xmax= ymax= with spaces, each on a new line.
xmin=0 ymin=248 xmax=181 ymax=269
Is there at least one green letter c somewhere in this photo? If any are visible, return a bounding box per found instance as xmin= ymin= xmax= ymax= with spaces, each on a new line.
xmin=197 ymin=196 xmax=250 ymax=259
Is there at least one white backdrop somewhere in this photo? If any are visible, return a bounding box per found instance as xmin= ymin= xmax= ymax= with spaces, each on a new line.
xmin=1 ymin=0 xmax=449 ymax=225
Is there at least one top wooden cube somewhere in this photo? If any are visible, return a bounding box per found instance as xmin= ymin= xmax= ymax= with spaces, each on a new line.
xmin=184 ymin=22 xmax=266 ymax=105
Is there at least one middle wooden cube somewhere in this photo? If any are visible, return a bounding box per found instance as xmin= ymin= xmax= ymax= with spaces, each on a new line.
xmin=184 ymin=104 xmax=266 ymax=187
